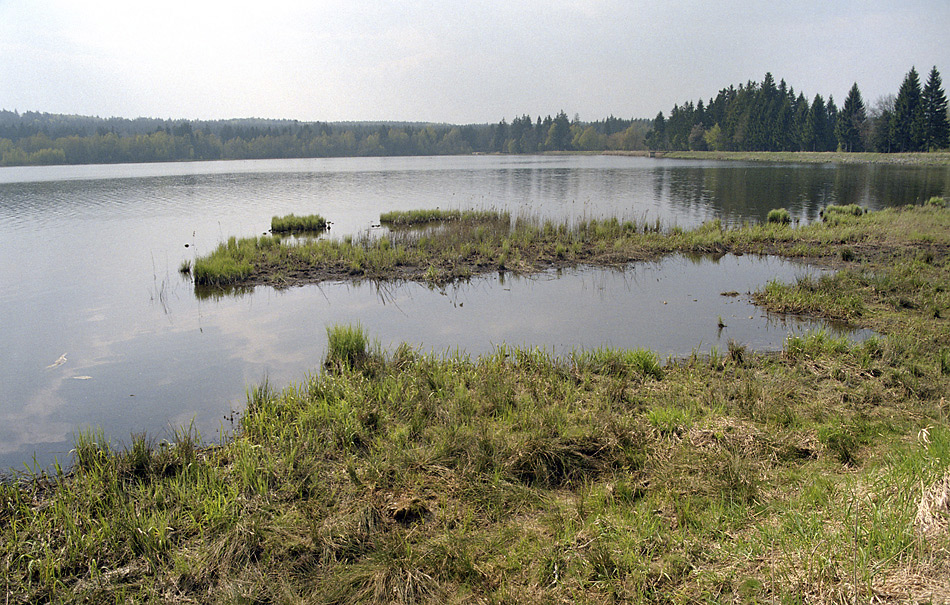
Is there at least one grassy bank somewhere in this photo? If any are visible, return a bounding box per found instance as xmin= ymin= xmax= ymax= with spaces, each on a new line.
xmin=649 ymin=150 xmax=950 ymax=166
xmin=3 ymin=205 xmax=950 ymax=603
xmin=193 ymin=202 xmax=950 ymax=289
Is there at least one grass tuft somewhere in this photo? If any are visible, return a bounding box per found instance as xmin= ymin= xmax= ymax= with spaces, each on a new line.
xmin=766 ymin=207 xmax=791 ymax=224
xmin=271 ymin=213 xmax=327 ymax=233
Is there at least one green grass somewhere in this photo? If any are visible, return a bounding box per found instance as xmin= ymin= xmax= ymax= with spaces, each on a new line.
xmin=4 ymin=204 xmax=950 ymax=602
xmin=270 ymin=213 xmax=327 ymax=233
xmin=766 ymin=207 xmax=791 ymax=224
xmin=379 ymin=208 xmax=505 ymax=226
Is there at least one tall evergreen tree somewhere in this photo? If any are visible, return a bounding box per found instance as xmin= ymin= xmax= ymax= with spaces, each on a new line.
xmin=893 ymin=67 xmax=925 ymax=151
xmin=804 ymin=94 xmax=827 ymax=152
xmin=836 ymin=83 xmax=867 ymax=152
xmin=825 ymin=96 xmax=839 ymax=151
xmin=922 ymin=66 xmax=949 ymax=150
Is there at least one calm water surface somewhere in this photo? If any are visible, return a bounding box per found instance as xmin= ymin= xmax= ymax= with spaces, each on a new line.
xmin=1 ymin=155 xmax=945 ymax=470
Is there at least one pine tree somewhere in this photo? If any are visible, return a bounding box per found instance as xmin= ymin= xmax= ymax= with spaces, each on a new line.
xmin=893 ymin=67 xmax=924 ymax=151
xmin=836 ymin=83 xmax=867 ymax=152
xmin=922 ymin=66 xmax=949 ymax=150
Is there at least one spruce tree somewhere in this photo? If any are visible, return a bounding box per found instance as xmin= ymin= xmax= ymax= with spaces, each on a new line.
xmin=922 ymin=66 xmax=949 ymax=150
xmin=804 ymin=94 xmax=828 ymax=152
xmin=893 ymin=67 xmax=924 ymax=151
xmin=825 ymin=96 xmax=839 ymax=151
xmin=836 ymin=83 xmax=867 ymax=152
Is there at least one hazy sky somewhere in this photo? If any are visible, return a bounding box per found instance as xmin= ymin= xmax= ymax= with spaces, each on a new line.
xmin=2 ymin=0 xmax=948 ymax=124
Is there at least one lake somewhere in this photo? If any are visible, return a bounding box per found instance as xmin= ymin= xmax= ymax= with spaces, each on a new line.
xmin=1 ymin=154 xmax=946 ymax=471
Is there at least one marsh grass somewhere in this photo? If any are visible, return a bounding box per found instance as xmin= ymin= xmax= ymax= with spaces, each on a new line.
xmin=767 ymin=207 xmax=791 ymax=224
xmin=192 ymin=204 xmax=950 ymax=290
xmin=4 ymin=204 xmax=950 ymax=602
xmin=379 ymin=208 xmax=505 ymax=226
xmin=270 ymin=213 xmax=327 ymax=233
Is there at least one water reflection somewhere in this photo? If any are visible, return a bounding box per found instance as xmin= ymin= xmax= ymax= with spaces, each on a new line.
xmin=658 ymin=162 xmax=950 ymax=225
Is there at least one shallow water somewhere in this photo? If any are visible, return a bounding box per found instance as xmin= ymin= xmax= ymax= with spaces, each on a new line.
xmin=0 ymin=155 xmax=943 ymax=471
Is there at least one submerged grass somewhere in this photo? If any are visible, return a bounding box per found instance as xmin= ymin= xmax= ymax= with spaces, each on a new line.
xmin=4 ymin=204 xmax=950 ymax=602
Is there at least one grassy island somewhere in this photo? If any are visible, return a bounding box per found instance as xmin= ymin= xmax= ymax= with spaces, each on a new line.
xmin=194 ymin=199 xmax=950 ymax=291
xmin=3 ymin=203 xmax=950 ymax=602
xmin=270 ymin=213 xmax=328 ymax=234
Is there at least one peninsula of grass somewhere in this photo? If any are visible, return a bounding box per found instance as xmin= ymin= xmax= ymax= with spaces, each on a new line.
xmin=270 ymin=213 xmax=327 ymax=233
xmin=193 ymin=202 xmax=950 ymax=289
xmin=4 ymin=204 xmax=948 ymax=602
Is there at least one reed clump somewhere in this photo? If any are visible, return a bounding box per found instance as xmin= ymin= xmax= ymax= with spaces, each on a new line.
xmin=379 ymin=208 xmax=505 ymax=226
xmin=270 ymin=213 xmax=327 ymax=233
xmin=766 ymin=207 xmax=791 ymax=224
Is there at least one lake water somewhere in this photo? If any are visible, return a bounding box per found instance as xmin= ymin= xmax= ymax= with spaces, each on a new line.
xmin=1 ymin=155 xmax=946 ymax=471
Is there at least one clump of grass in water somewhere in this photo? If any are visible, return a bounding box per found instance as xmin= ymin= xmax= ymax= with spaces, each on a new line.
xmin=324 ymin=323 xmax=380 ymax=373
xmin=380 ymin=208 xmax=507 ymax=227
xmin=766 ymin=207 xmax=791 ymax=225
xmin=821 ymin=203 xmax=866 ymax=223
xmin=271 ymin=213 xmax=327 ymax=233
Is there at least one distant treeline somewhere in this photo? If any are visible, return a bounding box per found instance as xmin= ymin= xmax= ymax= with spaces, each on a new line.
xmin=0 ymin=110 xmax=650 ymax=166
xmin=649 ymin=66 xmax=949 ymax=153
xmin=3 ymin=65 xmax=946 ymax=166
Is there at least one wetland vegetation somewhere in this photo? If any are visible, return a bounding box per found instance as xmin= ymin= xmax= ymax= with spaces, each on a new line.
xmin=193 ymin=200 xmax=950 ymax=290
xmin=271 ymin=213 xmax=328 ymax=234
xmin=3 ymin=202 xmax=950 ymax=602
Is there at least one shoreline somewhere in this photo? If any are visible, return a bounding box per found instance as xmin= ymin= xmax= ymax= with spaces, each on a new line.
xmin=607 ymin=149 xmax=950 ymax=165
xmin=3 ymin=203 xmax=949 ymax=602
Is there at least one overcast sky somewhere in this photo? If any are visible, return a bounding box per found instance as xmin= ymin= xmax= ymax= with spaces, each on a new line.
xmin=2 ymin=0 xmax=949 ymax=124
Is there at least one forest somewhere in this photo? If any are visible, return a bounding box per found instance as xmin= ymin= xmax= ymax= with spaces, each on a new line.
xmin=0 ymin=66 xmax=946 ymax=166
xmin=649 ymin=66 xmax=949 ymax=153
xmin=0 ymin=109 xmax=650 ymax=166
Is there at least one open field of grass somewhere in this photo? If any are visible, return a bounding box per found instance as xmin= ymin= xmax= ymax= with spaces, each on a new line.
xmin=3 ymin=204 xmax=950 ymax=602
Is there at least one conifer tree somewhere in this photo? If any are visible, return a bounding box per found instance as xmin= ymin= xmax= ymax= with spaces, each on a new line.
xmin=922 ymin=66 xmax=949 ymax=150
xmin=893 ymin=67 xmax=925 ymax=151
xmin=825 ymin=96 xmax=839 ymax=151
xmin=836 ymin=83 xmax=867 ymax=152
